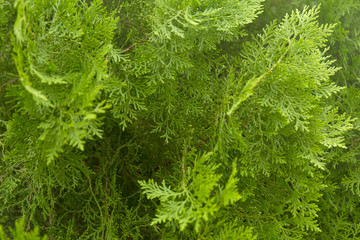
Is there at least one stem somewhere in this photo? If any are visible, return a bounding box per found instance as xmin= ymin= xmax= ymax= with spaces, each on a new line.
xmin=227 ymin=49 xmax=289 ymax=117
xmin=0 ymin=78 xmax=19 ymax=91
xmin=49 ymin=211 xmax=53 ymax=240
xmin=105 ymin=168 xmax=110 ymax=223
xmin=181 ymin=157 xmax=186 ymax=187
xmin=181 ymin=147 xmax=187 ymax=188
xmin=86 ymin=173 xmax=104 ymax=220
xmin=121 ymin=38 xmax=148 ymax=54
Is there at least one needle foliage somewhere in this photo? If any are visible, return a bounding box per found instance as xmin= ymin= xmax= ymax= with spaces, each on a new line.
xmin=0 ymin=0 xmax=359 ymax=239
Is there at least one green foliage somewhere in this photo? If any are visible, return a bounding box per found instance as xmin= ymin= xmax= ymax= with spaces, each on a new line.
xmin=140 ymin=152 xmax=242 ymax=235
xmin=0 ymin=0 xmax=359 ymax=239
xmin=11 ymin=0 xmax=117 ymax=162
xmin=0 ymin=217 xmax=48 ymax=240
xmin=0 ymin=0 xmax=16 ymax=124
xmin=250 ymin=1 xmax=360 ymax=239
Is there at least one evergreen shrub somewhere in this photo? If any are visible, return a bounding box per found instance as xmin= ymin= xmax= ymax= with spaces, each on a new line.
xmin=0 ymin=0 xmax=359 ymax=239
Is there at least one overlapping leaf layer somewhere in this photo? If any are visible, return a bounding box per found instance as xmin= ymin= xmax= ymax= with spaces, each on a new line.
xmin=0 ymin=0 xmax=359 ymax=239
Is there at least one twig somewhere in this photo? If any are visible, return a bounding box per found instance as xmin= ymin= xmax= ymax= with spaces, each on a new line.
xmin=49 ymin=211 xmax=53 ymax=240
xmin=0 ymin=78 xmax=19 ymax=91
xmin=181 ymin=158 xmax=186 ymax=187
xmin=121 ymin=38 xmax=148 ymax=54
xmin=105 ymin=170 xmax=109 ymax=222
xmin=181 ymin=147 xmax=187 ymax=188
xmin=104 ymin=170 xmax=109 ymax=240
xmin=227 ymin=48 xmax=289 ymax=117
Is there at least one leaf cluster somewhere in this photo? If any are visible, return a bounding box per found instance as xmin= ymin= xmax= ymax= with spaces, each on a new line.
xmin=0 ymin=1 xmax=359 ymax=239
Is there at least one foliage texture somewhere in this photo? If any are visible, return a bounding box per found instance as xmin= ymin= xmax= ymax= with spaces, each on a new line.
xmin=0 ymin=0 xmax=359 ymax=239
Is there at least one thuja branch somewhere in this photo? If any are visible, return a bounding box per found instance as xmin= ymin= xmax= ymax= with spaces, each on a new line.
xmin=121 ymin=38 xmax=148 ymax=54
xmin=0 ymin=78 xmax=18 ymax=91
xmin=181 ymin=148 xmax=187 ymax=188
xmin=227 ymin=48 xmax=289 ymax=117
xmin=86 ymin=173 xmax=104 ymax=220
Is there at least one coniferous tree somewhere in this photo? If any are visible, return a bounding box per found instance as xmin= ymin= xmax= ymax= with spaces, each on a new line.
xmin=0 ymin=0 xmax=359 ymax=239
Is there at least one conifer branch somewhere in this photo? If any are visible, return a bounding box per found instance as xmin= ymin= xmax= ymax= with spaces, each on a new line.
xmin=181 ymin=152 xmax=186 ymax=188
xmin=49 ymin=211 xmax=52 ymax=240
xmin=105 ymin=168 xmax=110 ymax=226
xmin=121 ymin=38 xmax=148 ymax=54
xmin=227 ymin=48 xmax=289 ymax=117
xmin=1 ymin=2 xmax=358 ymax=239
xmin=0 ymin=78 xmax=18 ymax=91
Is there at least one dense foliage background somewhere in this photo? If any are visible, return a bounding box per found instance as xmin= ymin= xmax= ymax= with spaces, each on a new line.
xmin=0 ymin=0 xmax=359 ymax=239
